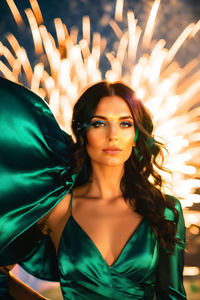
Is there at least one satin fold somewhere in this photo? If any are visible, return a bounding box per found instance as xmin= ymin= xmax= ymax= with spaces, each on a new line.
xmin=55 ymin=194 xmax=186 ymax=299
xmin=0 ymin=77 xmax=77 ymax=273
xmin=0 ymin=271 xmax=12 ymax=300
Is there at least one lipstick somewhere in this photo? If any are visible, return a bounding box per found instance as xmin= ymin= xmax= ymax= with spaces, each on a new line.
xmin=103 ymin=147 xmax=121 ymax=155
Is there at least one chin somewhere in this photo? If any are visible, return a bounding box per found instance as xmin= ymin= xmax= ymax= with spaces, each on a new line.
xmin=97 ymin=158 xmax=125 ymax=167
xmin=89 ymin=152 xmax=131 ymax=167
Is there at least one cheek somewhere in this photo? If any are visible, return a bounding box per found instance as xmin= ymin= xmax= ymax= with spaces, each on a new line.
xmin=120 ymin=130 xmax=135 ymax=146
xmin=86 ymin=130 xmax=104 ymax=157
xmin=122 ymin=138 xmax=134 ymax=157
xmin=86 ymin=130 xmax=102 ymax=148
xmin=119 ymin=131 xmax=135 ymax=159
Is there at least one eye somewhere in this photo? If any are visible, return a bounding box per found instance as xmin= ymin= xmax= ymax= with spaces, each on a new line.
xmin=120 ymin=122 xmax=134 ymax=128
xmin=89 ymin=120 xmax=105 ymax=128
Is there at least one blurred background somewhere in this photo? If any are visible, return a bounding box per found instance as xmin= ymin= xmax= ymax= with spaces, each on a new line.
xmin=0 ymin=0 xmax=200 ymax=299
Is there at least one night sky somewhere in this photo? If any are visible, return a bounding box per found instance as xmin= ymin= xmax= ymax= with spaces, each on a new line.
xmin=0 ymin=0 xmax=199 ymax=73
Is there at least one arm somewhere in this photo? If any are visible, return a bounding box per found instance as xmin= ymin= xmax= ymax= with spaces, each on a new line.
xmin=155 ymin=197 xmax=187 ymax=299
xmin=0 ymin=266 xmax=48 ymax=300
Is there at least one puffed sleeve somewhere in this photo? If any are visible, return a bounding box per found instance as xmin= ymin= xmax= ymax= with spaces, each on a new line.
xmin=155 ymin=195 xmax=187 ymax=299
xmin=0 ymin=77 xmax=77 ymax=280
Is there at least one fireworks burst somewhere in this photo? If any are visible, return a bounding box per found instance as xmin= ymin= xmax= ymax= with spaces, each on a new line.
xmin=0 ymin=0 xmax=200 ymax=211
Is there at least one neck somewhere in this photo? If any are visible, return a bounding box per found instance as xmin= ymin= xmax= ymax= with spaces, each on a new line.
xmin=86 ymin=163 xmax=124 ymax=201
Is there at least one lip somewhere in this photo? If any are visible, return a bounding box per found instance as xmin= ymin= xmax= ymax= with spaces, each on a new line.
xmin=103 ymin=147 xmax=122 ymax=155
xmin=103 ymin=147 xmax=121 ymax=151
xmin=103 ymin=150 xmax=121 ymax=155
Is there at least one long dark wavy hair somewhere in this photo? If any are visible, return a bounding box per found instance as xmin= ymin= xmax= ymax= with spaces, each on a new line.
xmin=67 ymin=80 xmax=179 ymax=252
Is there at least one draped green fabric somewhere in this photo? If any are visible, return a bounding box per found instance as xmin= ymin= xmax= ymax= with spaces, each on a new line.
xmin=0 ymin=77 xmax=186 ymax=299
xmin=0 ymin=77 xmax=76 ymax=269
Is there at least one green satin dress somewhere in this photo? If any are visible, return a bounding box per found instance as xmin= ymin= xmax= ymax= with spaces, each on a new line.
xmin=0 ymin=77 xmax=186 ymax=299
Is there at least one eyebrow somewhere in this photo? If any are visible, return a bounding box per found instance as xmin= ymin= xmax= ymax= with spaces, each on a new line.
xmin=91 ymin=115 xmax=133 ymax=120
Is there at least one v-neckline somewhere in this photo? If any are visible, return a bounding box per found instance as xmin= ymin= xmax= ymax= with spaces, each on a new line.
xmin=70 ymin=214 xmax=145 ymax=268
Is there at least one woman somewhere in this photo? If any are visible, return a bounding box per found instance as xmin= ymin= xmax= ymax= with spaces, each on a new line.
xmin=0 ymin=77 xmax=186 ymax=299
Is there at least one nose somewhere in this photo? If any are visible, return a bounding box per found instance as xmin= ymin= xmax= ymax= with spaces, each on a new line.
xmin=107 ymin=136 xmax=118 ymax=141
xmin=107 ymin=123 xmax=118 ymax=141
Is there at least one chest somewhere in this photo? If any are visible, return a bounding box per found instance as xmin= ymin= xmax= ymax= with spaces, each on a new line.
xmin=57 ymin=209 xmax=158 ymax=285
xmin=56 ymin=193 xmax=159 ymax=297
xmin=72 ymin=198 xmax=144 ymax=266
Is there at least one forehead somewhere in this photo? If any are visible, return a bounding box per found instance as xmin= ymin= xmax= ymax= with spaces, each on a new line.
xmin=94 ymin=95 xmax=132 ymax=116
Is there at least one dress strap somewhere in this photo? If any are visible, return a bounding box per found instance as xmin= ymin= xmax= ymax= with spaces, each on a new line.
xmin=70 ymin=190 xmax=74 ymax=216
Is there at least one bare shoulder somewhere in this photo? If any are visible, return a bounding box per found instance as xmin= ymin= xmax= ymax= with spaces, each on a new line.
xmin=37 ymin=192 xmax=72 ymax=231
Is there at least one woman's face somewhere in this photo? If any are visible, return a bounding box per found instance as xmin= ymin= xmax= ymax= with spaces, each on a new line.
xmin=86 ymin=95 xmax=136 ymax=167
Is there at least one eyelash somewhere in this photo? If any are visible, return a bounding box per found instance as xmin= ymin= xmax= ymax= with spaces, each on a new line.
xmin=89 ymin=121 xmax=134 ymax=128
